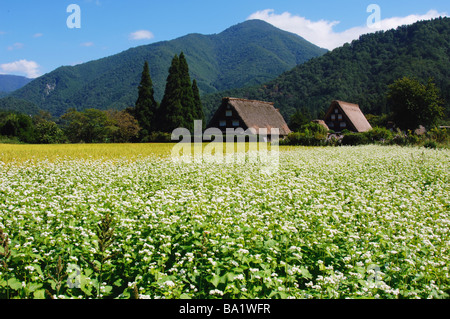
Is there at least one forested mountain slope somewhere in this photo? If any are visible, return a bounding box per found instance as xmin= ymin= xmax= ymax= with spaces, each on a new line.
xmin=203 ymin=17 xmax=450 ymax=122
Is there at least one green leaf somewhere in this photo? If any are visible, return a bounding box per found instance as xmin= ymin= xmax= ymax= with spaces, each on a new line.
xmin=33 ymin=289 xmax=46 ymax=299
xmin=103 ymin=285 xmax=113 ymax=295
xmin=28 ymin=282 xmax=43 ymax=292
xmin=211 ymin=275 xmax=221 ymax=288
xmin=301 ymin=267 xmax=313 ymax=280
xmin=8 ymin=278 xmax=23 ymax=291
xmin=31 ymin=264 xmax=44 ymax=277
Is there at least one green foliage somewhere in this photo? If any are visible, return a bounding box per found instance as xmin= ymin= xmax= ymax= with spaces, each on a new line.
xmin=365 ymin=113 xmax=393 ymax=129
xmin=387 ymin=77 xmax=444 ymax=130
xmin=0 ymin=111 xmax=36 ymax=143
xmin=143 ymin=131 xmax=173 ymax=143
xmin=364 ymin=127 xmax=393 ymax=144
xmin=0 ymin=97 xmax=40 ymax=115
xmin=427 ymin=127 xmax=449 ymax=144
xmin=33 ymin=111 xmax=66 ymax=144
xmin=342 ymin=133 xmax=370 ymax=146
xmin=281 ymin=122 xmax=329 ymax=146
xmin=301 ymin=122 xmax=329 ymax=138
xmin=60 ymin=108 xmax=140 ymax=144
xmin=289 ymin=110 xmax=312 ymax=132
xmin=423 ymin=140 xmax=437 ymax=149
xmin=106 ymin=110 xmax=141 ymax=143
xmin=61 ymin=109 xmax=110 ymax=143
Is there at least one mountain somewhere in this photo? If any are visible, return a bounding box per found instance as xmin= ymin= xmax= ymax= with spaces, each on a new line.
xmin=203 ymin=17 xmax=450 ymax=123
xmin=3 ymin=20 xmax=327 ymax=117
xmin=0 ymin=75 xmax=32 ymax=94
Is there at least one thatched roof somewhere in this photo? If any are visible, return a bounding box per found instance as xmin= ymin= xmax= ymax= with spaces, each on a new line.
xmin=210 ymin=97 xmax=292 ymax=136
xmin=326 ymin=100 xmax=372 ymax=133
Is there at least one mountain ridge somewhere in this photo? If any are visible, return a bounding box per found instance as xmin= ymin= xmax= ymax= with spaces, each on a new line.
xmin=0 ymin=75 xmax=32 ymax=94
xmin=4 ymin=19 xmax=327 ymax=117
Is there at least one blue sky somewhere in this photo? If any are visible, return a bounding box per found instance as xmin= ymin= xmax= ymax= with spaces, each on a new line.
xmin=0 ymin=0 xmax=449 ymax=78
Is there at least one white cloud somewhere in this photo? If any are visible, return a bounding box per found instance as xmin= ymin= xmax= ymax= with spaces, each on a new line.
xmin=33 ymin=33 xmax=44 ymax=38
xmin=0 ymin=60 xmax=41 ymax=78
xmin=80 ymin=42 xmax=94 ymax=47
xmin=129 ymin=30 xmax=154 ymax=41
xmin=247 ymin=9 xmax=448 ymax=50
xmin=7 ymin=42 xmax=24 ymax=51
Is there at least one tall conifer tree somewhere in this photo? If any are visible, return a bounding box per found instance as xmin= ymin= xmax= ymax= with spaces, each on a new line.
xmin=135 ymin=61 xmax=158 ymax=137
xmin=192 ymin=79 xmax=205 ymax=128
xmin=178 ymin=52 xmax=196 ymax=132
xmin=158 ymin=52 xmax=202 ymax=133
xmin=158 ymin=54 xmax=184 ymax=132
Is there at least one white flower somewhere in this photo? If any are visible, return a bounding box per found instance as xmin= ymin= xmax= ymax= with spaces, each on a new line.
xmin=233 ymin=274 xmax=245 ymax=281
xmin=163 ymin=280 xmax=175 ymax=287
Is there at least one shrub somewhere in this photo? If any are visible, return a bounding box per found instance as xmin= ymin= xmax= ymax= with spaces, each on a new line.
xmin=427 ymin=127 xmax=449 ymax=143
xmin=423 ymin=140 xmax=437 ymax=149
xmin=281 ymin=132 xmax=327 ymax=146
xmin=144 ymin=131 xmax=173 ymax=143
xmin=342 ymin=133 xmax=369 ymax=146
xmin=364 ymin=127 xmax=393 ymax=144
xmin=389 ymin=129 xmax=420 ymax=146
xmin=302 ymin=122 xmax=329 ymax=138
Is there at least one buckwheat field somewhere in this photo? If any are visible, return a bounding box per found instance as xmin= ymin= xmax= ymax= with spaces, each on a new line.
xmin=0 ymin=145 xmax=449 ymax=299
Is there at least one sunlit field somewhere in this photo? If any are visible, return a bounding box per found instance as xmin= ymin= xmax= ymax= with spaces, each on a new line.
xmin=0 ymin=143 xmax=175 ymax=163
xmin=0 ymin=143 xmax=283 ymax=164
xmin=0 ymin=144 xmax=449 ymax=299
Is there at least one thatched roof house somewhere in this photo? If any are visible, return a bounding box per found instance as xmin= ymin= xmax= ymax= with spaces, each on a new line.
xmin=324 ymin=100 xmax=372 ymax=133
xmin=208 ymin=97 xmax=292 ymax=138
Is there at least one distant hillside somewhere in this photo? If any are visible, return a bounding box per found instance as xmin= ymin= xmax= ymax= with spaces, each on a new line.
xmin=4 ymin=20 xmax=326 ymax=117
xmin=0 ymin=97 xmax=40 ymax=115
xmin=0 ymin=75 xmax=32 ymax=93
xmin=203 ymin=17 xmax=450 ymax=123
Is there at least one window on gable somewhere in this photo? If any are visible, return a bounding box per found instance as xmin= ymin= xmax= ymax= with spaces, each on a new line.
xmin=232 ymin=120 xmax=239 ymax=127
xmin=226 ymin=110 xmax=232 ymax=117
xmin=219 ymin=120 xmax=226 ymax=127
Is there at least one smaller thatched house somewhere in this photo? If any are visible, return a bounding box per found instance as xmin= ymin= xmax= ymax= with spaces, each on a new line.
xmin=207 ymin=97 xmax=291 ymax=140
xmin=324 ymin=100 xmax=372 ymax=133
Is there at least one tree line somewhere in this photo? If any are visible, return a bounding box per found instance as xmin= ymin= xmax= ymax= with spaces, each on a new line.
xmin=0 ymin=52 xmax=205 ymax=144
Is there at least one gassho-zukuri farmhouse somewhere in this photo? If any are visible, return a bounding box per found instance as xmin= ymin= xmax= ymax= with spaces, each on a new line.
xmin=207 ymin=97 xmax=372 ymax=140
